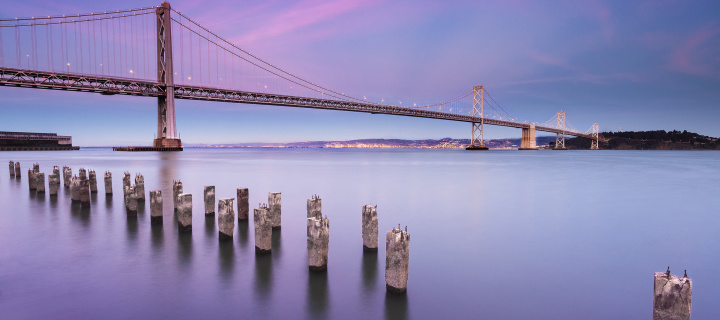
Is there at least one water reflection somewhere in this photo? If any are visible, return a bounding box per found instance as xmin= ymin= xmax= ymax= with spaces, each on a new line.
xmin=254 ymin=253 xmax=273 ymax=300
xmin=218 ymin=241 xmax=235 ymax=284
xmin=90 ymin=192 xmax=97 ymax=205
xmin=70 ymin=202 xmax=91 ymax=229
xmin=362 ymin=250 xmax=379 ymax=291
xmin=271 ymin=230 xmax=282 ymax=258
xmin=205 ymin=215 xmax=216 ymax=240
xmin=177 ymin=232 xmax=193 ymax=271
xmin=151 ymin=224 xmax=164 ymax=255
xmin=126 ymin=214 xmax=138 ymax=242
xmin=306 ymin=271 xmax=329 ymax=318
xmin=237 ymin=220 xmax=249 ymax=248
xmin=49 ymin=193 xmax=58 ymax=209
xmin=384 ymin=292 xmax=409 ymax=320
xmin=105 ymin=195 xmax=113 ymax=210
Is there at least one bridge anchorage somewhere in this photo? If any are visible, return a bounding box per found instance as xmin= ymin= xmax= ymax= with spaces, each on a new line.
xmin=0 ymin=2 xmax=601 ymax=151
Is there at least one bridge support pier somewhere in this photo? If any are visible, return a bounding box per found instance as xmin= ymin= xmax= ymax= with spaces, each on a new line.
xmin=591 ymin=123 xmax=599 ymax=150
xmin=519 ymin=124 xmax=539 ymax=150
xmin=466 ymin=85 xmax=489 ymax=150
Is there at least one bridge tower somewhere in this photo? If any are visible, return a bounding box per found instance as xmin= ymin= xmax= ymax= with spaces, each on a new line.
xmin=554 ymin=110 xmax=567 ymax=150
xmin=466 ymin=85 xmax=489 ymax=150
xmin=591 ymin=123 xmax=599 ymax=150
xmin=153 ymin=2 xmax=182 ymax=149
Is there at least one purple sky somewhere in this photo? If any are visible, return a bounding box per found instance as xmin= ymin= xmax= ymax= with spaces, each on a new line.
xmin=1 ymin=0 xmax=719 ymax=146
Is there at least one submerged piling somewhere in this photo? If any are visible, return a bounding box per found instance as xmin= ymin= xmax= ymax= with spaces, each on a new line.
xmin=79 ymin=179 xmax=90 ymax=207
xmin=307 ymin=195 xmax=322 ymax=219
xmin=104 ymin=171 xmax=112 ymax=195
xmin=89 ymin=170 xmax=98 ymax=193
xmin=150 ymin=190 xmax=163 ymax=224
xmin=177 ymin=193 xmax=192 ymax=232
xmin=9 ymin=161 xmax=14 ymax=177
xmin=653 ymin=269 xmax=692 ymax=320
xmin=124 ymin=185 xmax=138 ymax=215
xmin=36 ymin=172 xmax=46 ymax=193
xmin=134 ymin=174 xmax=145 ymax=201
xmin=218 ymin=198 xmax=235 ymax=240
xmin=204 ymin=186 xmax=215 ymax=215
xmin=173 ymin=180 xmax=183 ymax=211
xmin=254 ymin=205 xmax=271 ymax=254
xmin=14 ymin=162 xmax=21 ymax=177
xmin=307 ymin=216 xmax=330 ymax=271
xmin=268 ymin=192 xmax=282 ymax=230
xmin=385 ymin=225 xmax=410 ymax=294
xmin=237 ymin=188 xmax=249 ymax=220
xmin=48 ymin=174 xmax=60 ymax=196
xmin=362 ymin=205 xmax=379 ymax=251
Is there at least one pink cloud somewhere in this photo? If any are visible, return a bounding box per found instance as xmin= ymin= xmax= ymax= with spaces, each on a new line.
xmin=669 ymin=23 xmax=720 ymax=77
xmin=526 ymin=51 xmax=574 ymax=70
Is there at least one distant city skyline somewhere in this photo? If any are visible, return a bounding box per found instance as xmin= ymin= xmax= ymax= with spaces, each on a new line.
xmin=1 ymin=0 xmax=719 ymax=146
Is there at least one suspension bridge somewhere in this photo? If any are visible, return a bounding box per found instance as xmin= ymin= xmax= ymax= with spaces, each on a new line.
xmin=0 ymin=2 xmax=600 ymax=151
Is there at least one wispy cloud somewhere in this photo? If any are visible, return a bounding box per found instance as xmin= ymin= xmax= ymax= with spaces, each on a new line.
xmin=669 ymin=22 xmax=720 ymax=78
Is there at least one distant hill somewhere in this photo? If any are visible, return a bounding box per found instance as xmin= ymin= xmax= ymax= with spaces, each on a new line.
xmin=192 ymin=136 xmax=557 ymax=149
xmin=564 ymin=130 xmax=720 ymax=150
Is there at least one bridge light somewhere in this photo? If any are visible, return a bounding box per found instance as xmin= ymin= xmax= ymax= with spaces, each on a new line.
xmin=129 ymin=70 xmax=134 ymax=74
xmin=188 ymin=76 xmax=191 ymax=80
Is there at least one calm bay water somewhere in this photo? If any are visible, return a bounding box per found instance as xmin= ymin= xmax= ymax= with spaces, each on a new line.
xmin=0 ymin=148 xmax=718 ymax=319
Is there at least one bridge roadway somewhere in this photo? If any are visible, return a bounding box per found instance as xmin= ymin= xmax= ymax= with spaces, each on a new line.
xmin=0 ymin=67 xmax=593 ymax=139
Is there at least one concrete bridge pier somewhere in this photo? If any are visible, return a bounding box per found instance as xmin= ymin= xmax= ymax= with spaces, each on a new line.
xmin=386 ymin=225 xmax=410 ymax=294
xmin=362 ymin=205 xmax=379 ymax=252
xmin=307 ymin=216 xmax=330 ymax=271
xmin=237 ymin=188 xmax=249 ymax=220
xmin=104 ymin=172 xmax=112 ymax=195
xmin=218 ymin=198 xmax=235 ymax=240
xmin=177 ymin=193 xmax=192 ymax=232
xmin=254 ymin=205 xmax=271 ymax=254
xmin=150 ymin=190 xmax=163 ymax=224
xmin=653 ymin=269 xmax=692 ymax=320
xmin=519 ymin=124 xmax=539 ymax=150
xmin=204 ymin=186 xmax=215 ymax=215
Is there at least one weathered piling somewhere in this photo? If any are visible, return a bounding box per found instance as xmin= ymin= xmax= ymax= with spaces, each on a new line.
xmin=32 ymin=163 xmax=39 ymax=173
xmin=89 ymin=170 xmax=98 ymax=193
xmin=173 ymin=180 xmax=183 ymax=211
xmin=385 ymin=225 xmax=410 ymax=294
xmin=104 ymin=171 xmax=112 ymax=195
xmin=237 ymin=188 xmax=249 ymax=220
xmin=9 ymin=161 xmax=14 ymax=177
xmin=78 ymin=168 xmax=87 ymax=180
xmin=70 ymin=176 xmax=80 ymax=202
xmin=124 ymin=185 xmax=138 ymax=215
xmin=36 ymin=173 xmax=46 ymax=193
xmin=62 ymin=166 xmax=70 ymax=187
xmin=53 ymin=166 xmax=59 ymax=177
xmin=134 ymin=174 xmax=145 ymax=201
xmin=122 ymin=172 xmax=131 ymax=197
xmin=14 ymin=162 xmax=21 ymax=177
xmin=254 ymin=205 xmax=271 ymax=254
xmin=362 ymin=205 xmax=379 ymax=251
xmin=653 ymin=269 xmax=692 ymax=320
xmin=48 ymin=174 xmax=60 ymax=196
xmin=218 ymin=198 xmax=235 ymax=240
xmin=307 ymin=216 xmax=330 ymax=271
xmin=79 ymin=179 xmax=90 ymax=207
xmin=177 ymin=193 xmax=192 ymax=232
xmin=268 ymin=192 xmax=282 ymax=229
xmin=307 ymin=195 xmax=322 ymax=218
xmin=150 ymin=190 xmax=163 ymax=224
xmin=204 ymin=186 xmax=215 ymax=215
xmin=28 ymin=169 xmax=36 ymax=191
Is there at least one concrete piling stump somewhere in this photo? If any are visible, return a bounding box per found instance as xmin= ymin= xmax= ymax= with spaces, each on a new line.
xmin=204 ymin=186 xmax=215 ymax=215
xmin=307 ymin=195 xmax=322 ymax=219
xmin=104 ymin=171 xmax=112 ymax=195
xmin=36 ymin=173 xmax=46 ymax=193
xmin=89 ymin=170 xmax=98 ymax=193
xmin=62 ymin=166 xmax=70 ymax=187
xmin=48 ymin=174 xmax=60 ymax=196
xmin=79 ymin=179 xmax=90 ymax=207
xmin=307 ymin=216 xmax=330 ymax=271
xmin=254 ymin=205 xmax=272 ymax=254
xmin=237 ymin=188 xmax=249 ymax=220
xmin=362 ymin=205 xmax=379 ymax=251
xmin=385 ymin=225 xmax=410 ymax=294
xmin=14 ymin=162 xmax=21 ymax=177
xmin=134 ymin=174 xmax=145 ymax=201
xmin=268 ymin=192 xmax=282 ymax=230
xmin=177 ymin=193 xmax=192 ymax=232
xmin=124 ymin=185 xmax=138 ymax=215
xmin=78 ymin=168 xmax=87 ymax=181
xmin=122 ymin=172 xmax=131 ymax=197
xmin=218 ymin=198 xmax=235 ymax=241
xmin=9 ymin=161 xmax=14 ymax=177
xmin=150 ymin=190 xmax=163 ymax=224
xmin=53 ymin=166 xmax=59 ymax=177
xmin=70 ymin=176 xmax=80 ymax=202
xmin=32 ymin=163 xmax=39 ymax=173
xmin=28 ymin=169 xmax=36 ymax=191
xmin=653 ymin=269 xmax=692 ymax=320
xmin=173 ymin=180 xmax=183 ymax=211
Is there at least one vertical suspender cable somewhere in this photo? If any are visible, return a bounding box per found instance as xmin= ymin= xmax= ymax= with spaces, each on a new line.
xmin=16 ymin=19 xmax=21 ymax=68
xmin=0 ymin=22 xmax=4 ymax=67
xmin=74 ymin=20 xmax=79 ymax=73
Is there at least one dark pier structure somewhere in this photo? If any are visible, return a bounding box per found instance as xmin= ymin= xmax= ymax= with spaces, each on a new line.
xmin=0 ymin=131 xmax=79 ymax=151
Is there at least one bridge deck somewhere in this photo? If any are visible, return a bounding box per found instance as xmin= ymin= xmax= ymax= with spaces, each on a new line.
xmin=0 ymin=67 xmax=593 ymax=139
